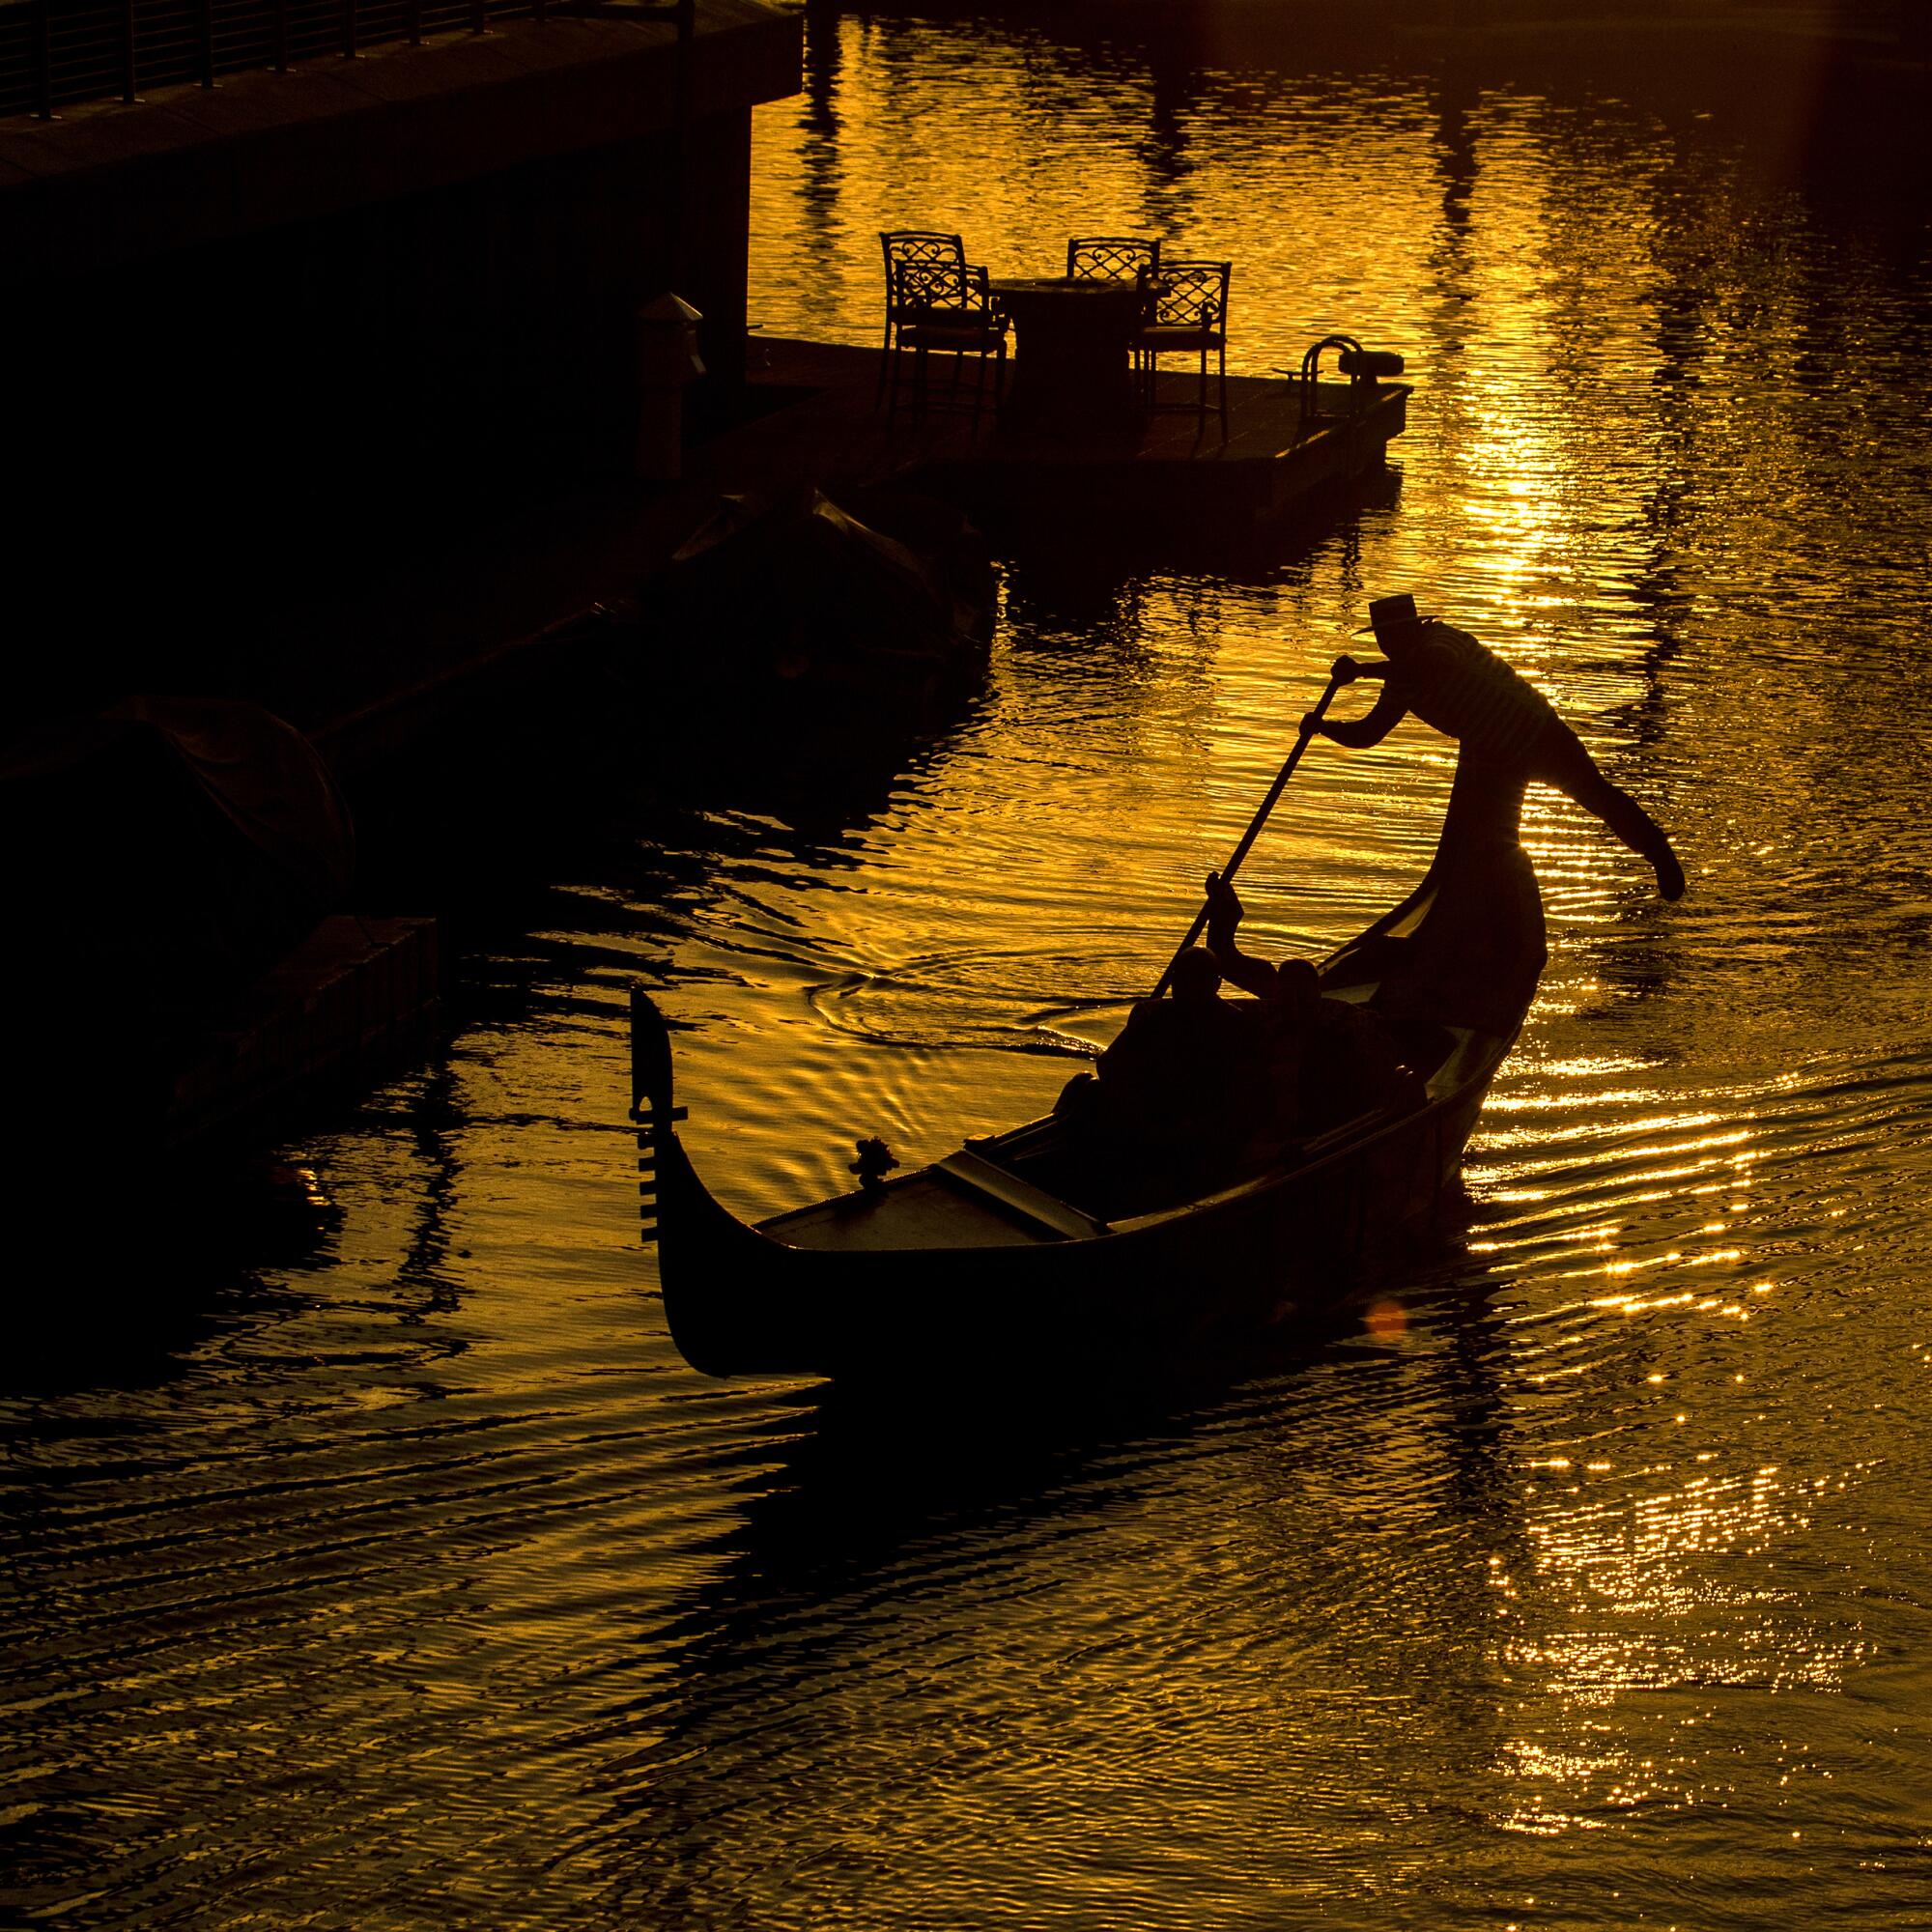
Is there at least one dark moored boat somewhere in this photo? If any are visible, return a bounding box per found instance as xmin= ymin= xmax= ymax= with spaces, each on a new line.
xmin=631 ymin=751 xmax=1547 ymax=1381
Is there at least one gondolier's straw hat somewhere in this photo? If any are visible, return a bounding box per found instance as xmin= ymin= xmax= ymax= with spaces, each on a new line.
xmin=1354 ymin=592 xmax=1429 ymax=636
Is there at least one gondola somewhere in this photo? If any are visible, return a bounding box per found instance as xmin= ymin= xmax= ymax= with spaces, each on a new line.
xmin=631 ymin=746 xmax=1546 ymax=1381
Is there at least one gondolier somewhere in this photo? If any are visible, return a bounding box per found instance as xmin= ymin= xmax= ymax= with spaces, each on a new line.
xmin=1311 ymin=594 xmax=1686 ymax=901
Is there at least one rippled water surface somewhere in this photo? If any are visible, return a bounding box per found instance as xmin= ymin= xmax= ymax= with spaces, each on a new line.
xmin=7 ymin=14 xmax=1932 ymax=1927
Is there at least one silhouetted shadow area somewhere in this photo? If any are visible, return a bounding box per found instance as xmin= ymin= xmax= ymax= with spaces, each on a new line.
xmin=724 ymin=1370 xmax=1251 ymax=1580
xmin=575 ymin=1253 xmax=1522 ymax=1921
xmin=0 ymin=701 xmax=405 ymax=1217
xmin=638 ymin=1244 xmax=1516 ymax=1699
xmin=715 ymin=1273 xmax=1501 ymax=1573
xmin=9 ymin=1157 xmax=344 ymax=1386
xmin=346 ymin=602 xmax=990 ymax=960
xmin=333 ymin=480 xmax=995 ymax=878
xmin=9 ymin=283 xmax=639 ymax=739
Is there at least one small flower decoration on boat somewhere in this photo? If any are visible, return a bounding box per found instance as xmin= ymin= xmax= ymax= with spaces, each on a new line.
xmin=850 ymin=1137 xmax=899 ymax=1194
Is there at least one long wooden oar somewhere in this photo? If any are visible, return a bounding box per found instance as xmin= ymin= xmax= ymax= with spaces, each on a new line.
xmin=1150 ymin=656 xmax=1356 ymax=998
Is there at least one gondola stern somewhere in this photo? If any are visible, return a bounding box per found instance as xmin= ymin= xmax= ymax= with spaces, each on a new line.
xmin=630 ymin=984 xmax=829 ymax=1378
xmin=629 ymin=986 xmax=690 ymax=1251
xmin=630 ymin=984 xmax=676 ymax=1125
xmin=657 ymin=1145 xmax=838 ymax=1378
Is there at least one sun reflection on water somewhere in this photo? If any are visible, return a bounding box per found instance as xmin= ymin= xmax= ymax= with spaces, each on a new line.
xmin=0 ymin=14 xmax=1928 ymax=1929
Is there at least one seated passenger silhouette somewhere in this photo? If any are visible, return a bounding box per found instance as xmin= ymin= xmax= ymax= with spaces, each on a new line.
xmin=1094 ymin=947 xmax=1264 ymax=1152
xmin=1311 ymin=593 xmax=1686 ymax=901
xmin=1056 ymin=886 xmax=1415 ymax=1188
xmin=1204 ymin=872 xmax=1413 ymax=1135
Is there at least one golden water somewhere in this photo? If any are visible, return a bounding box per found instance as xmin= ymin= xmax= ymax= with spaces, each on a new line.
xmin=5 ymin=15 xmax=1930 ymax=1926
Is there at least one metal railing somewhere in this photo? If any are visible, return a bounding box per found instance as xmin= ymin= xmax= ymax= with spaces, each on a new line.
xmin=1 ymin=0 xmax=691 ymax=124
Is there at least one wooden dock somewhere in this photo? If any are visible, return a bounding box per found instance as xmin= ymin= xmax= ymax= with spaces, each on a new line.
xmin=704 ymin=336 xmax=1409 ymax=539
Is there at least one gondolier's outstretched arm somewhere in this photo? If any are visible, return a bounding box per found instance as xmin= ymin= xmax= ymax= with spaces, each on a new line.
xmin=1307 ymin=657 xmax=1402 ymax=750
xmin=1308 ymin=598 xmax=1687 ymax=902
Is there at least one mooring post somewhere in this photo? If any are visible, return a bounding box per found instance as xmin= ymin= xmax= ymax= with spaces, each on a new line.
xmin=670 ymin=0 xmax=693 ymax=292
xmin=120 ymin=0 xmax=137 ymax=102
xmin=33 ymin=0 xmax=53 ymax=119
xmin=635 ymin=293 xmax=704 ymax=481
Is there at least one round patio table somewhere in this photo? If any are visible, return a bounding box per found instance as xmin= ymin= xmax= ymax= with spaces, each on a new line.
xmin=987 ymin=277 xmax=1145 ymax=438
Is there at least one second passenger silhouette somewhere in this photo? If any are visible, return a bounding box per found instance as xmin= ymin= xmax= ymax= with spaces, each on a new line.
xmin=1311 ymin=593 xmax=1686 ymax=901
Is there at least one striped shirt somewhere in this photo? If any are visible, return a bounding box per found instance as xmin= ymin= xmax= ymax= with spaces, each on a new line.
xmin=1392 ymin=621 xmax=1553 ymax=762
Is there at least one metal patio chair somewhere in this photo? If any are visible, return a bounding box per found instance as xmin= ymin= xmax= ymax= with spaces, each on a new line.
xmin=879 ymin=231 xmax=969 ymax=403
xmin=1065 ymin=236 xmax=1161 ymax=286
xmin=882 ymin=255 xmax=1009 ymax=431
xmin=1136 ymin=258 xmax=1232 ymax=438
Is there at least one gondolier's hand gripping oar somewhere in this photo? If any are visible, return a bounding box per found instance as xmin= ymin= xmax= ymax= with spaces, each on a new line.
xmin=1151 ymin=655 xmax=1362 ymax=1000
xmin=1300 ymin=652 xmax=1380 ymax=737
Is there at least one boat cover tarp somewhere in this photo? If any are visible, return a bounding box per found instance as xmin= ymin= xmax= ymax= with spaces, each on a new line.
xmin=656 ymin=486 xmax=993 ymax=702
xmin=1 ymin=697 xmax=355 ymax=1027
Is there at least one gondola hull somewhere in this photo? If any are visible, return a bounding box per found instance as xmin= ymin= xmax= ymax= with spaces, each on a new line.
xmin=650 ymin=1065 xmax=1497 ymax=1381
xmin=633 ymin=750 xmax=1546 ymax=1383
